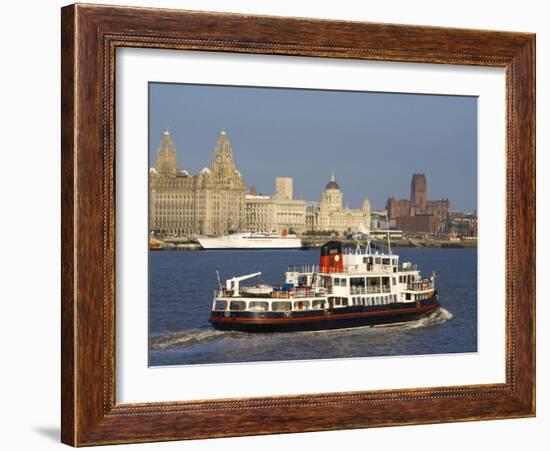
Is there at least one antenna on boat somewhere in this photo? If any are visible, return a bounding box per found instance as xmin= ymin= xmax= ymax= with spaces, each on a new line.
xmin=385 ymin=211 xmax=392 ymax=254
xmin=216 ymin=270 xmax=223 ymax=292
xmin=365 ymin=235 xmax=372 ymax=254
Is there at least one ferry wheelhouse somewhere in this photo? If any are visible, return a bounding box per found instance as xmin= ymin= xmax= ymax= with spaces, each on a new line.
xmin=209 ymin=241 xmax=440 ymax=332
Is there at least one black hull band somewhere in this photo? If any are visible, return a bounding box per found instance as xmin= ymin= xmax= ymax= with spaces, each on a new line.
xmin=210 ymin=301 xmax=440 ymax=333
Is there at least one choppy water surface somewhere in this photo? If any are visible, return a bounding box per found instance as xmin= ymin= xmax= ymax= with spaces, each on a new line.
xmin=149 ymin=248 xmax=477 ymax=366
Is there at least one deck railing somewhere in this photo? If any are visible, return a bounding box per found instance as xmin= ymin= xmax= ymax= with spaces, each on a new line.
xmin=286 ymin=264 xmax=319 ymax=273
xmin=287 ymin=264 xmax=417 ymax=274
xmin=216 ymin=285 xmax=398 ymax=299
xmin=349 ymin=286 xmax=391 ymax=295
xmin=218 ymin=287 xmax=329 ymax=299
xmin=407 ymin=280 xmax=434 ymax=291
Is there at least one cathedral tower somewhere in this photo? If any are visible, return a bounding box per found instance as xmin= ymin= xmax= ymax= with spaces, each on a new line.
xmin=410 ymin=173 xmax=427 ymax=211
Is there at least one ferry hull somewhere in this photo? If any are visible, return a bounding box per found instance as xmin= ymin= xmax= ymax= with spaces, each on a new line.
xmin=210 ymin=300 xmax=440 ymax=333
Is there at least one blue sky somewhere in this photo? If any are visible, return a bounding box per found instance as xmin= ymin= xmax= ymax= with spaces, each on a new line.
xmin=149 ymin=83 xmax=477 ymax=212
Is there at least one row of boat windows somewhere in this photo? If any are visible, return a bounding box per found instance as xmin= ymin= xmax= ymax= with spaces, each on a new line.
xmin=333 ymin=276 xmax=416 ymax=286
xmin=214 ymin=294 xmax=400 ymax=312
xmin=333 ymin=277 xmax=393 ymax=287
xmin=335 ymin=295 xmax=398 ymax=306
xmin=361 ymin=257 xmax=397 ymax=265
xmin=409 ymin=293 xmax=431 ymax=301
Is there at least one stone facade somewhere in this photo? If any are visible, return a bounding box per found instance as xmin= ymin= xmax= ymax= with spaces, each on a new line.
xmin=245 ymin=178 xmax=307 ymax=233
xmin=149 ymin=129 xmax=246 ymax=236
xmin=275 ymin=177 xmax=293 ymax=200
xmin=150 ymin=132 xmax=374 ymax=238
xmin=307 ymin=174 xmax=371 ymax=235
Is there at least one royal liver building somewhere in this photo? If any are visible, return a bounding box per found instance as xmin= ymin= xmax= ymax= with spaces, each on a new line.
xmin=149 ymin=129 xmax=246 ymax=236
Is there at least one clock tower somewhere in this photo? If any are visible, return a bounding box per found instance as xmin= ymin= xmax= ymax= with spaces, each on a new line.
xmin=211 ymin=129 xmax=237 ymax=181
xmin=150 ymin=128 xmax=247 ymax=237
xmin=202 ymin=129 xmax=246 ymax=235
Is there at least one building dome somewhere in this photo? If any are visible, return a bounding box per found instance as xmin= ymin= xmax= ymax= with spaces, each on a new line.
xmin=325 ymin=173 xmax=340 ymax=190
xmin=200 ymin=167 xmax=211 ymax=175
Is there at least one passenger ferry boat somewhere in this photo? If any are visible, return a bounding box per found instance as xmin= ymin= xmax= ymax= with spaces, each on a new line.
xmin=197 ymin=230 xmax=302 ymax=250
xmin=209 ymin=240 xmax=440 ymax=332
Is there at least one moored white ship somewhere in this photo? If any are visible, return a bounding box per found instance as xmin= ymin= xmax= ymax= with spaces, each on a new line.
xmin=197 ymin=230 xmax=302 ymax=250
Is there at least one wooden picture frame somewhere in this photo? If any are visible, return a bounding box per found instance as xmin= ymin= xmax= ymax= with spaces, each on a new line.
xmin=61 ymin=3 xmax=535 ymax=446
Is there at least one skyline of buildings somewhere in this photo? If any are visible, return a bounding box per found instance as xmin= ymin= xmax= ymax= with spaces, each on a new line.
xmin=387 ymin=174 xmax=450 ymax=234
xmin=149 ymin=129 xmax=475 ymax=238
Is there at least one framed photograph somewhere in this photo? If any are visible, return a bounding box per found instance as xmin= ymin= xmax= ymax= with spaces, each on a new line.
xmin=61 ymin=4 xmax=535 ymax=446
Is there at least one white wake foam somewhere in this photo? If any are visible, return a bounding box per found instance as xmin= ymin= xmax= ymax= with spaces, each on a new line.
xmin=405 ymin=307 xmax=453 ymax=329
xmin=151 ymin=329 xmax=229 ymax=349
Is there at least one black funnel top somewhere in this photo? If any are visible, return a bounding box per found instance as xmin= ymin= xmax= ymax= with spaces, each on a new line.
xmin=320 ymin=241 xmax=343 ymax=256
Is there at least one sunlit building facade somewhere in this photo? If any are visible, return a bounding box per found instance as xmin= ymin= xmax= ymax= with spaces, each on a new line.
xmin=149 ymin=129 xmax=246 ymax=236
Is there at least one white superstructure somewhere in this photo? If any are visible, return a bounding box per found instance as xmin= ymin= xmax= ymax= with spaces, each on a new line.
xmin=197 ymin=231 xmax=302 ymax=250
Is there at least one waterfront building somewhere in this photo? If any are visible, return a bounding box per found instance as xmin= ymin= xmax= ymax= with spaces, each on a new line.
xmin=305 ymin=201 xmax=320 ymax=232
xmin=386 ymin=173 xmax=449 ymax=234
xmin=245 ymin=178 xmax=307 ymax=233
xmin=395 ymin=214 xmax=440 ymax=234
xmin=370 ymin=229 xmax=404 ymax=241
xmin=275 ymin=177 xmax=293 ymax=200
xmin=306 ymin=174 xmax=371 ymax=235
xmin=150 ymin=131 xmax=373 ymax=238
xmin=444 ymin=212 xmax=478 ymax=238
xmin=149 ymin=129 xmax=246 ymax=236
xmin=370 ymin=209 xmax=389 ymax=231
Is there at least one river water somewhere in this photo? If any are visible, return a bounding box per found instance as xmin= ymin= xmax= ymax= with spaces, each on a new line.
xmin=149 ymin=248 xmax=477 ymax=366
